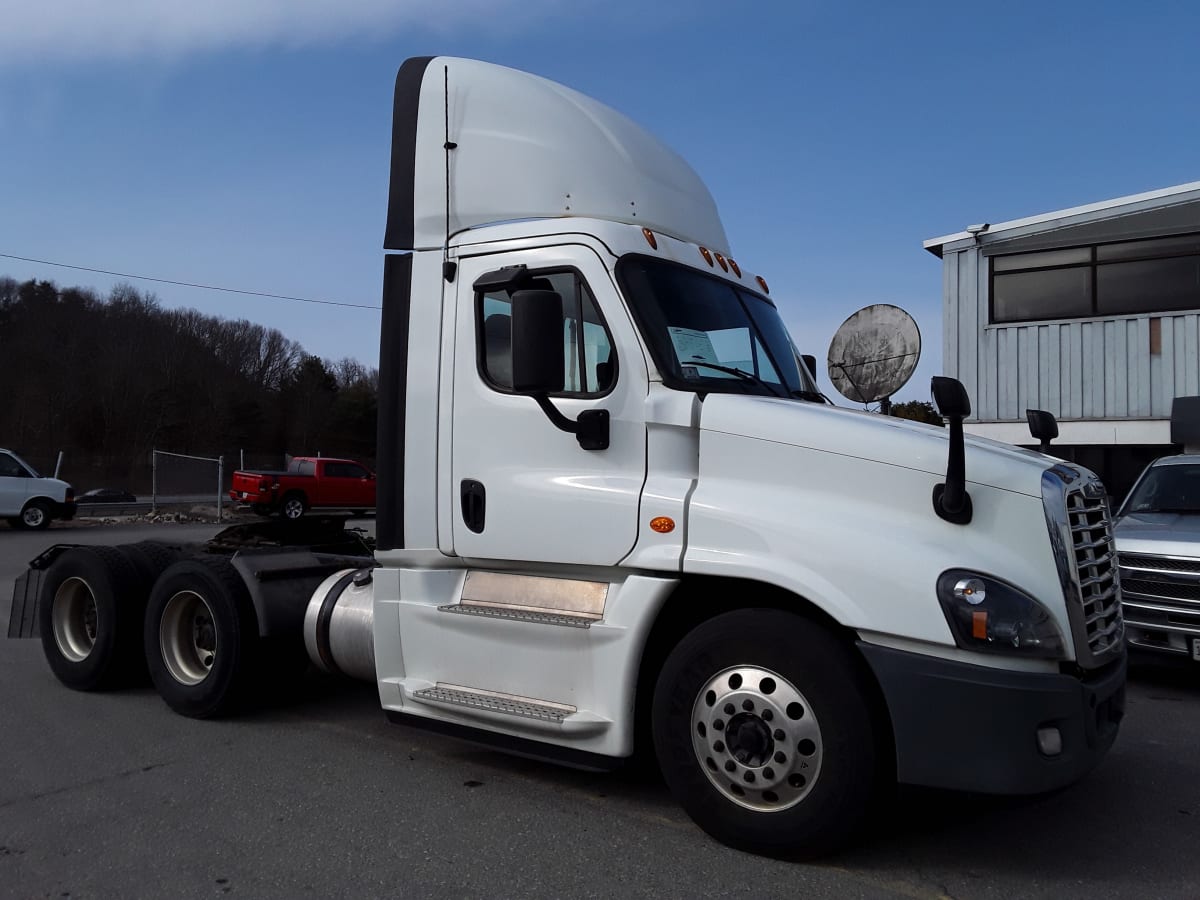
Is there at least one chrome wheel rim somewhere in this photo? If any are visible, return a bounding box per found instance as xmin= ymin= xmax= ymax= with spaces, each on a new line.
xmin=52 ymin=577 xmax=98 ymax=662
xmin=160 ymin=590 xmax=217 ymax=685
xmin=23 ymin=505 xmax=46 ymax=527
xmin=691 ymin=665 xmax=823 ymax=812
xmin=283 ymin=499 xmax=303 ymax=519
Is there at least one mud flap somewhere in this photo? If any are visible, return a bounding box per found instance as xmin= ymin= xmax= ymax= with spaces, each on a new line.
xmin=8 ymin=569 xmax=43 ymax=638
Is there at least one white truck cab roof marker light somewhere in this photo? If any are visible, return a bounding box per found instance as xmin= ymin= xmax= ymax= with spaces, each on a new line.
xmin=756 ymin=275 xmax=770 ymax=294
xmin=713 ymin=252 xmax=730 ymax=273
xmin=642 ymin=227 xmax=658 ymax=250
xmin=728 ymin=258 xmax=742 ymax=278
xmin=699 ymin=247 xmax=714 ymax=266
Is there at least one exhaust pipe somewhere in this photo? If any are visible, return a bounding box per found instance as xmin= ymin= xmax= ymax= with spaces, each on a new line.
xmin=303 ymin=568 xmax=376 ymax=682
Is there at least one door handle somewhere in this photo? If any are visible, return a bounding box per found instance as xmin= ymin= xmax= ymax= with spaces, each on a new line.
xmin=460 ymin=479 xmax=486 ymax=533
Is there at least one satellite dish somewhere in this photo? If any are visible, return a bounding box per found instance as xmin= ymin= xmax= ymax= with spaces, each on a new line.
xmin=826 ymin=304 xmax=921 ymax=405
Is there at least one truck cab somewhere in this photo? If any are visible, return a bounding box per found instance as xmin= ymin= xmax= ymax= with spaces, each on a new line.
xmin=363 ymin=57 xmax=1126 ymax=852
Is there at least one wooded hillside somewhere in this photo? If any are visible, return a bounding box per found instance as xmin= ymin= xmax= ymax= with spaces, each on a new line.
xmin=0 ymin=277 xmax=378 ymax=492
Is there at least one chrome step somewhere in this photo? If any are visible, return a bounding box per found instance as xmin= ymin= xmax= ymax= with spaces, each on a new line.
xmin=437 ymin=603 xmax=594 ymax=628
xmin=411 ymin=684 xmax=576 ymax=723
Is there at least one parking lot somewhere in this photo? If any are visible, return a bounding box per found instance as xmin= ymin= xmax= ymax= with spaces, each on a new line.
xmin=2 ymin=521 xmax=1199 ymax=899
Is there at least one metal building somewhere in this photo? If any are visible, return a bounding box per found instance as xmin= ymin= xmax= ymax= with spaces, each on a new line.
xmin=925 ymin=181 xmax=1200 ymax=498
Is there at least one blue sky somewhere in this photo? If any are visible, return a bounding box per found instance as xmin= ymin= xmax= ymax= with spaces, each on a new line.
xmin=1 ymin=0 xmax=1196 ymax=402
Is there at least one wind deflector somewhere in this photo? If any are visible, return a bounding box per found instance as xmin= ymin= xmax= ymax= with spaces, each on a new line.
xmin=382 ymin=56 xmax=730 ymax=254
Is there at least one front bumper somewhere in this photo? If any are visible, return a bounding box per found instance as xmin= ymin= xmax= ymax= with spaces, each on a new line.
xmin=860 ymin=643 xmax=1125 ymax=795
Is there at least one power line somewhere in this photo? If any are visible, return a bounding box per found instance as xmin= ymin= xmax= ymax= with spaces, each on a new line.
xmin=0 ymin=252 xmax=381 ymax=310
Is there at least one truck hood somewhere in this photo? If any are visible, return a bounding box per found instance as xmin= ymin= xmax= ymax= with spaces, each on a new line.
xmin=1115 ymin=512 xmax=1200 ymax=557
xmin=699 ymin=394 xmax=1053 ymax=497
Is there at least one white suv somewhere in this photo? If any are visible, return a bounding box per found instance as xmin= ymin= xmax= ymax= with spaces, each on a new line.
xmin=0 ymin=449 xmax=76 ymax=530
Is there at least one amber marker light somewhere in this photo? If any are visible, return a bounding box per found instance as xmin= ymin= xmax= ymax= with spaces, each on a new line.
xmin=713 ymin=252 xmax=729 ymax=272
xmin=972 ymin=610 xmax=988 ymax=640
xmin=649 ymin=516 xmax=676 ymax=534
xmin=642 ymin=227 xmax=658 ymax=249
xmin=728 ymin=258 xmax=741 ymax=277
xmin=699 ymin=247 xmax=714 ymax=266
xmin=756 ymin=275 xmax=770 ymax=294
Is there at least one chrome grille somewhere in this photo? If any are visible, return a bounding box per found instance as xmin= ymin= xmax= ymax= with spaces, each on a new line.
xmin=1064 ymin=485 xmax=1123 ymax=658
xmin=1118 ymin=553 xmax=1200 ymax=641
xmin=1042 ymin=465 xmax=1125 ymax=667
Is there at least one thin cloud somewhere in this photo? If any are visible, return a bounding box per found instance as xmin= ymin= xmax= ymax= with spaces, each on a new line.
xmin=0 ymin=0 xmax=566 ymax=64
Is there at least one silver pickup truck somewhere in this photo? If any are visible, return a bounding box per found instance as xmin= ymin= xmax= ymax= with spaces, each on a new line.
xmin=1115 ymin=452 xmax=1200 ymax=659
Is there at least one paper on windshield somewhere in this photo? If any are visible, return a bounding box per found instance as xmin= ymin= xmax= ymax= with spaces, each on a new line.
xmin=668 ymin=327 xmax=719 ymax=365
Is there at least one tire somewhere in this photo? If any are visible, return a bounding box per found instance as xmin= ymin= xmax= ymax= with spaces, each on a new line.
xmin=652 ymin=609 xmax=883 ymax=859
xmin=18 ymin=499 xmax=52 ymax=530
xmin=122 ymin=541 xmax=186 ymax=585
xmin=38 ymin=546 xmax=144 ymax=691
xmin=144 ymin=556 xmax=259 ymax=718
xmin=116 ymin=542 xmax=188 ymax=683
xmin=280 ymin=493 xmax=308 ymax=520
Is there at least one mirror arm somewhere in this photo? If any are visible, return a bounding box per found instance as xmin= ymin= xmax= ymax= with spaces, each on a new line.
xmin=933 ymin=413 xmax=973 ymax=524
xmin=533 ymin=394 xmax=578 ymax=434
xmin=532 ymin=394 xmax=610 ymax=451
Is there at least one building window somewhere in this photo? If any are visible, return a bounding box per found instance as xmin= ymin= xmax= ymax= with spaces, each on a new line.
xmin=990 ymin=233 xmax=1200 ymax=323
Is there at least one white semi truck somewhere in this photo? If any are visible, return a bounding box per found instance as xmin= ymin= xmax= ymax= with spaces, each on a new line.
xmin=9 ymin=57 xmax=1126 ymax=858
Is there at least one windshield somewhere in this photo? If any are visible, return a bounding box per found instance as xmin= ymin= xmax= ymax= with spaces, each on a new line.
xmin=1123 ymin=463 xmax=1200 ymax=515
xmin=616 ymin=255 xmax=819 ymax=400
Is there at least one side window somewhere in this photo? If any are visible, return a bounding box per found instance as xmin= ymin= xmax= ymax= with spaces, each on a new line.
xmin=477 ymin=270 xmax=616 ymax=397
xmin=297 ymin=460 xmax=316 ymax=477
xmin=0 ymin=453 xmax=25 ymax=478
xmin=324 ymin=462 xmax=347 ymax=478
xmin=342 ymin=463 xmax=369 ymax=479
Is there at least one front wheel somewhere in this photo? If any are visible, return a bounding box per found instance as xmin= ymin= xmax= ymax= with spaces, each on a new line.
xmin=18 ymin=500 xmax=52 ymax=530
xmin=652 ymin=609 xmax=885 ymax=859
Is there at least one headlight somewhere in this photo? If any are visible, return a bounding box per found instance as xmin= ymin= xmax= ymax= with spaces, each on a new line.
xmin=936 ymin=570 xmax=1065 ymax=659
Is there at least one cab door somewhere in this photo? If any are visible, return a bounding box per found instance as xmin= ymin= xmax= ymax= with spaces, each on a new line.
xmin=0 ymin=452 xmax=31 ymax=516
xmin=447 ymin=245 xmax=647 ymax=566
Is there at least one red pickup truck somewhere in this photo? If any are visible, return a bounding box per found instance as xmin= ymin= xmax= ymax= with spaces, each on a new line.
xmin=229 ymin=457 xmax=376 ymax=519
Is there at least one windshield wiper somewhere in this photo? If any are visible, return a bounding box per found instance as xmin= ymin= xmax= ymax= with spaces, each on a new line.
xmin=788 ymin=389 xmax=829 ymax=404
xmin=686 ymin=361 xmax=787 ymax=398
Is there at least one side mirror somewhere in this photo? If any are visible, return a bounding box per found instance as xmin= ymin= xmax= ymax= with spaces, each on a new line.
xmin=801 ymin=354 xmax=818 ymax=380
xmin=511 ymin=289 xmax=565 ymax=394
xmin=1171 ymin=396 xmax=1200 ymax=453
xmin=931 ymin=376 xmax=971 ymax=420
xmin=509 ymin=288 xmax=609 ymax=452
xmin=1026 ymin=409 xmax=1058 ymax=453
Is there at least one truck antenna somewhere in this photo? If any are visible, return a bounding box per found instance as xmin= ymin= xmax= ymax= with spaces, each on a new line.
xmin=442 ymin=65 xmax=458 ymax=283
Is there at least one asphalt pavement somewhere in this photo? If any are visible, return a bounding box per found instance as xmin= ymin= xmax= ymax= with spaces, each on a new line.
xmin=2 ymin=520 xmax=1199 ymax=899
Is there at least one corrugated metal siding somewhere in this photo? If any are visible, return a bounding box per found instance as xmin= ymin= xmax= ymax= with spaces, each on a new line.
xmin=941 ymin=247 xmax=1200 ymax=421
